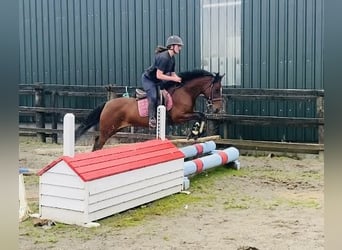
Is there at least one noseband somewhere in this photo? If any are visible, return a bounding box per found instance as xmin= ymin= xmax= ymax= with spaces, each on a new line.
xmin=204 ymin=77 xmax=222 ymax=109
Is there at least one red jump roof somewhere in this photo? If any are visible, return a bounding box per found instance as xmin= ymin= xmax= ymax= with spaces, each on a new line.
xmin=38 ymin=139 xmax=184 ymax=181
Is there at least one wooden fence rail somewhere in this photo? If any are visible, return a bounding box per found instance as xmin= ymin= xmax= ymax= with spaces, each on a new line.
xmin=214 ymin=88 xmax=324 ymax=145
xmin=19 ymin=83 xmax=131 ymax=142
xmin=19 ymin=83 xmax=324 ymax=152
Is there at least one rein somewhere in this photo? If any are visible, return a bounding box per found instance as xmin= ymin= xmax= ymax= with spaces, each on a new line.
xmin=167 ymin=73 xmax=222 ymax=110
xmin=167 ymin=82 xmax=184 ymax=97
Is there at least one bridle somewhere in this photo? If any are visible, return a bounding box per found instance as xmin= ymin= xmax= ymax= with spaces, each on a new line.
xmin=203 ymin=75 xmax=223 ymax=109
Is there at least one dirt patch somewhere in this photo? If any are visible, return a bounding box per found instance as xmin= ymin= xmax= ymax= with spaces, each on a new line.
xmin=19 ymin=136 xmax=324 ymax=250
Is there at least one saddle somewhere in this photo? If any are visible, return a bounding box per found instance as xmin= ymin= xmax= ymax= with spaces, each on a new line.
xmin=135 ymin=89 xmax=172 ymax=105
xmin=135 ymin=89 xmax=147 ymax=99
xmin=135 ymin=89 xmax=173 ymax=117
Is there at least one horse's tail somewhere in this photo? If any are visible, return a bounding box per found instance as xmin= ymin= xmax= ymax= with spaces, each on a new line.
xmin=75 ymin=102 xmax=106 ymax=141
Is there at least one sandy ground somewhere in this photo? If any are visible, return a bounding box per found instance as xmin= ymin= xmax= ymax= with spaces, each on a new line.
xmin=18 ymin=136 xmax=324 ymax=250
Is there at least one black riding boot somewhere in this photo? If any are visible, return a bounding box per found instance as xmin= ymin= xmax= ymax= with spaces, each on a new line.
xmin=148 ymin=101 xmax=157 ymax=128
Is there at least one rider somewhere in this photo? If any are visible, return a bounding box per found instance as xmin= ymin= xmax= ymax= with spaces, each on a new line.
xmin=141 ymin=35 xmax=183 ymax=128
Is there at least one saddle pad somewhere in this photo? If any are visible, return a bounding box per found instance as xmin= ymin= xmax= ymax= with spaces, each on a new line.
xmin=137 ymin=92 xmax=173 ymax=117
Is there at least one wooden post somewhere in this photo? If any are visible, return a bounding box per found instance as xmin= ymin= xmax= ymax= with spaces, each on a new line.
xmin=316 ymin=96 xmax=324 ymax=144
xmin=223 ymin=122 xmax=228 ymax=139
xmin=223 ymin=96 xmax=229 ymax=139
xmin=51 ymin=91 xmax=58 ymax=143
xmin=34 ymin=83 xmax=46 ymax=142
xmin=106 ymin=84 xmax=118 ymax=100
xmin=205 ymin=101 xmax=221 ymax=136
xmin=207 ymin=120 xmax=220 ymax=136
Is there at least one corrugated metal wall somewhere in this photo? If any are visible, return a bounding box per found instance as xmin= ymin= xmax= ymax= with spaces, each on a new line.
xmin=235 ymin=0 xmax=324 ymax=142
xmin=241 ymin=0 xmax=323 ymax=89
xmin=19 ymin=0 xmax=201 ymax=86
xmin=199 ymin=0 xmax=324 ymax=90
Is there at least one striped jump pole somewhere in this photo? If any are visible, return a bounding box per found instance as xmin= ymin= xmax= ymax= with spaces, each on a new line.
xmin=183 ymin=146 xmax=240 ymax=177
xmin=179 ymin=141 xmax=216 ymax=159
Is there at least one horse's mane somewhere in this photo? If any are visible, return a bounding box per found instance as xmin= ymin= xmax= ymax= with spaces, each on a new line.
xmin=178 ymin=69 xmax=213 ymax=82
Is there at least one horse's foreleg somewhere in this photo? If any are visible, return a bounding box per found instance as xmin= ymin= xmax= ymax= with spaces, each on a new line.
xmin=92 ymin=128 xmax=118 ymax=151
xmin=185 ymin=112 xmax=206 ymax=140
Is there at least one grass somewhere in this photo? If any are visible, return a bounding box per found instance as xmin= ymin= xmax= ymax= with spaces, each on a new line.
xmin=276 ymin=197 xmax=321 ymax=209
xmin=223 ymin=196 xmax=251 ymax=209
xmin=24 ymin=175 xmax=39 ymax=186
xmin=244 ymin=166 xmax=322 ymax=184
xmin=98 ymin=192 xmax=203 ymax=228
xmin=19 ymin=136 xmax=58 ymax=148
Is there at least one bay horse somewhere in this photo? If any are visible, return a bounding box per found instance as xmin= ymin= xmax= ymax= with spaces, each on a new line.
xmin=75 ymin=69 xmax=225 ymax=151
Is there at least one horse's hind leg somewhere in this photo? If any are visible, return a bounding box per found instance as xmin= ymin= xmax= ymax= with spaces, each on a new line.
xmin=92 ymin=134 xmax=108 ymax=151
xmin=92 ymin=136 xmax=100 ymax=151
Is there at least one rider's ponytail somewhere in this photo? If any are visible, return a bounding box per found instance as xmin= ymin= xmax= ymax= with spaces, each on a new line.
xmin=155 ymin=45 xmax=168 ymax=54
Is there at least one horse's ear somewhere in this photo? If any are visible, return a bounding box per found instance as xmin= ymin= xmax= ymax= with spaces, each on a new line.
xmin=212 ymin=72 xmax=222 ymax=83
